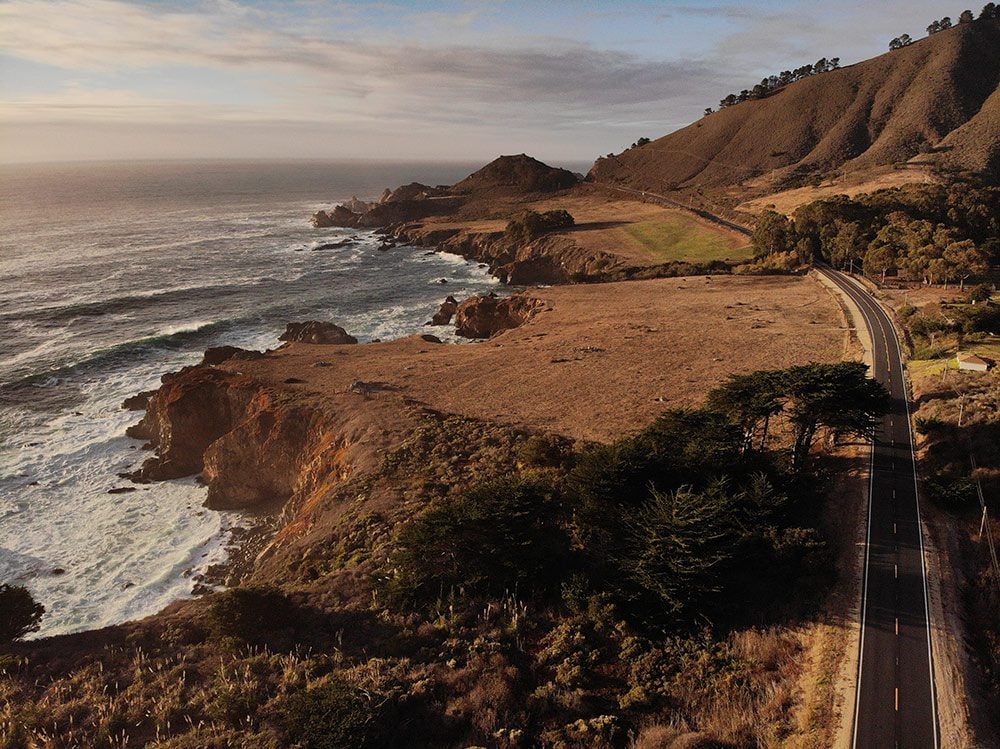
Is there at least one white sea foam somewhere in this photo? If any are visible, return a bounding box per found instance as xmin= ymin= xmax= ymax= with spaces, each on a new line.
xmin=0 ymin=162 xmax=500 ymax=638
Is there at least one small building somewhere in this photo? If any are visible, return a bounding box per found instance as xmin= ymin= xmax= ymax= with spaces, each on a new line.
xmin=956 ymin=352 xmax=990 ymax=372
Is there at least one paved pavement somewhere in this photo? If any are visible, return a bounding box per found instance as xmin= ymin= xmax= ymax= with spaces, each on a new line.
xmin=818 ymin=267 xmax=939 ymax=749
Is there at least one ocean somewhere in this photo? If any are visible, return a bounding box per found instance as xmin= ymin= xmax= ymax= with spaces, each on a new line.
xmin=0 ymin=158 xmax=551 ymax=637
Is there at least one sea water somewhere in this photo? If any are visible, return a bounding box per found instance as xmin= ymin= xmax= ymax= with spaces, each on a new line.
xmin=0 ymin=159 xmax=514 ymax=637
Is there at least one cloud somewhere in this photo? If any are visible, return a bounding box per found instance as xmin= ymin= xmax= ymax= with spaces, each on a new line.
xmin=0 ymin=0 xmax=726 ymax=122
xmin=0 ymin=0 xmax=957 ymax=163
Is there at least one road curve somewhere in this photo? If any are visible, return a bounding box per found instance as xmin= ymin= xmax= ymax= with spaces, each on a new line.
xmin=818 ymin=266 xmax=939 ymax=749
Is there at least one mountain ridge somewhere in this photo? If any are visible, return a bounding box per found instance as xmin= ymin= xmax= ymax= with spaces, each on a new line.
xmin=589 ymin=19 xmax=1000 ymax=194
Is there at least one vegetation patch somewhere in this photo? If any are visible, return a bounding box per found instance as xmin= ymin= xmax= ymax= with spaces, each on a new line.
xmin=624 ymin=218 xmax=750 ymax=262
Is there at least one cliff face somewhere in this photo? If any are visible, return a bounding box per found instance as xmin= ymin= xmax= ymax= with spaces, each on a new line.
xmin=386 ymin=224 xmax=624 ymax=285
xmin=128 ymin=366 xmax=349 ymax=511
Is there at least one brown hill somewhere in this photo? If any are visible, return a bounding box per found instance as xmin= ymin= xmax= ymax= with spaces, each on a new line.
xmin=589 ymin=19 xmax=1000 ymax=193
xmin=451 ymin=154 xmax=580 ymax=195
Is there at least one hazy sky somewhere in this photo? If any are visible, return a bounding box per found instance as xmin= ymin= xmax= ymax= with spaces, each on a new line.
xmin=0 ymin=0 xmax=954 ymax=164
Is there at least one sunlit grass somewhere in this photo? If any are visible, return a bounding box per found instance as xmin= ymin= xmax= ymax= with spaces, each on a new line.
xmin=623 ymin=219 xmax=751 ymax=262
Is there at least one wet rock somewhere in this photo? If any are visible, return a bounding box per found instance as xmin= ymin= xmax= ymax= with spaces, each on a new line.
xmin=122 ymin=390 xmax=156 ymax=411
xmin=108 ymin=486 xmax=137 ymax=494
xmin=428 ymin=296 xmax=459 ymax=326
xmin=201 ymin=346 xmax=265 ymax=366
xmin=279 ymin=322 xmax=358 ymax=345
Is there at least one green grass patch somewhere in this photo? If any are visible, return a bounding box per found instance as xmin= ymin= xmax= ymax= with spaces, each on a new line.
xmin=624 ymin=219 xmax=751 ymax=263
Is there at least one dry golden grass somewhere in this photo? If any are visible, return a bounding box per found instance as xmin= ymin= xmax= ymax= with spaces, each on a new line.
xmin=737 ymin=167 xmax=938 ymax=216
xmin=409 ymin=188 xmax=750 ymax=268
xmin=230 ymin=274 xmax=847 ymax=443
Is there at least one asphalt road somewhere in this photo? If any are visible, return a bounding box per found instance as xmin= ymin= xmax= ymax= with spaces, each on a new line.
xmin=819 ymin=267 xmax=939 ymax=749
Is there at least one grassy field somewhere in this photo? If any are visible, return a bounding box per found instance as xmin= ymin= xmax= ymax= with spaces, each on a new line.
xmin=623 ymin=217 xmax=751 ymax=262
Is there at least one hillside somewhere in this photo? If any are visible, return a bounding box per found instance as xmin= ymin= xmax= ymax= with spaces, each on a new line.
xmin=589 ymin=19 xmax=1000 ymax=194
xmin=450 ymin=153 xmax=579 ymax=195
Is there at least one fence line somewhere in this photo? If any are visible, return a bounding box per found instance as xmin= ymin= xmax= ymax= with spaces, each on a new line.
xmin=971 ymin=454 xmax=1000 ymax=592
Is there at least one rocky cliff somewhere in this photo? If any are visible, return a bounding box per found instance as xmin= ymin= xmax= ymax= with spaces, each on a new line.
xmin=127 ymin=365 xmax=350 ymax=511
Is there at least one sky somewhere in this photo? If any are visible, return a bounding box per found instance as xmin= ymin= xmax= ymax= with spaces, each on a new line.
xmin=0 ymin=0 xmax=956 ymax=164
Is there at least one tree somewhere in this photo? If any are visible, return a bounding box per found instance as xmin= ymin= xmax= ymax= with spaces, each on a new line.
xmin=889 ymin=33 xmax=913 ymax=49
xmin=943 ymin=239 xmax=989 ymax=290
xmin=830 ymin=221 xmax=867 ymax=270
xmin=389 ymin=476 xmax=566 ymax=604
xmin=959 ymin=9 xmax=976 ymax=22
xmin=982 ymin=3 xmax=999 ymax=20
xmin=0 ymin=584 xmax=44 ymax=644
xmin=940 ymin=16 xmax=953 ymax=28
xmin=779 ymin=363 xmax=889 ymax=471
xmin=708 ymin=370 xmax=784 ymax=451
xmin=752 ymin=210 xmax=795 ymax=257
xmin=864 ymin=244 xmax=895 ymax=283
xmin=704 ymin=107 xmax=714 ymax=116
xmin=624 ymin=482 xmax=736 ymax=616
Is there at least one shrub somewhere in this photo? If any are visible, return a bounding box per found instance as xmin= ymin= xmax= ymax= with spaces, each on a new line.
xmin=967 ymin=284 xmax=993 ymax=303
xmin=926 ymin=476 xmax=978 ymax=510
xmin=278 ymin=681 xmax=388 ymax=749
xmin=915 ymin=415 xmax=945 ymax=434
xmin=518 ymin=433 xmax=572 ymax=468
xmin=387 ymin=476 xmax=569 ymax=606
xmin=208 ymin=586 xmax=295 ymax=644
xmin=0 ymin=584 xmax=44 ymax=644
xmin=504 ymin=209 xmax=575 ymax=244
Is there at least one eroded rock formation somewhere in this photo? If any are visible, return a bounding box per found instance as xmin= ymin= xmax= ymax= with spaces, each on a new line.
xmin=454 ymin=294 xmax=543 ymax=339
xmin=125 ymin=365 xmax=349 ymax=511
xmin=279 ymin=322 xmax=358 ymax=345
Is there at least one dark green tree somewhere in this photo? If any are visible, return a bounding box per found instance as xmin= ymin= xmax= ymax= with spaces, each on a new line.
xmin=752 ymin=210 xmax=795 ymax=257
xmin=707 ymin=370 xmax=784 ymax=451
xmin=389 ymin=476 xmax=566 ymax=605
xmin=779 ymin=363 xmax=889 ymax=470
xmin=624 ymin=481 xmax=735 ymax=616
xmin=0 ymin=584 xmax=44 ymax=644
xmin=959 ymin=9 xmax=976 ymax=22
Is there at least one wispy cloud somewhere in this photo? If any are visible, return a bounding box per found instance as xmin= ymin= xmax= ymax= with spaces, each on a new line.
xmin=0 ymin=0 xmax=960 ymax=162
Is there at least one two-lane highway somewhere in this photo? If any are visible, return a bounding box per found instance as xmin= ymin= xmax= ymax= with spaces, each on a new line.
xmin=818 ymin=267 xmax=938 ymax=748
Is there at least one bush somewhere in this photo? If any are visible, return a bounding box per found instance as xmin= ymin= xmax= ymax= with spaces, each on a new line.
xmin=518 ymin=434 xmax=572 ymax=468
xmin=926 ymin=476 xmax=978 ymax=510
xmin=0 ymin=584 xmax=44 ymax=644
xmin=504 ymin=209 xmax=575 ymax=244
xmin=915 ymin=415 xmax=946 ymax=434
xmin=387 ymin=476 xmax=569 ymax=606
xmin=208 ymin=586 xmax=295 ymax=644
xmin=278 ymin=681 xmax=388 ymax=749
xmin=968 ymin=284 xmax=993 ymax=303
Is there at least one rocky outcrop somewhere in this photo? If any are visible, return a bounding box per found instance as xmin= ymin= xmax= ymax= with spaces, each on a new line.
xmin=279 ymin=322 xmax=358 ymax=345
xmin=345 ymin=196 xmax=374 ymax=214
xmin=454 ymin=294 xmax=543 ymax=339
xmin=313 ymin=197 xmax=461 ymax=229
xmin=201 ymin=346 xmax=266 ymax=366
xmin=121 ymin=390 xmax=155 ymax=411
xmin=386 ymin=223 xmax=625 ymax=285
xmin=383 ymin=182 xmax=448 ymax=202
xmin=428 ymin=296 xmax=459 ymax=326
xmin=125 ymin=365 xmax=348 ymax=510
